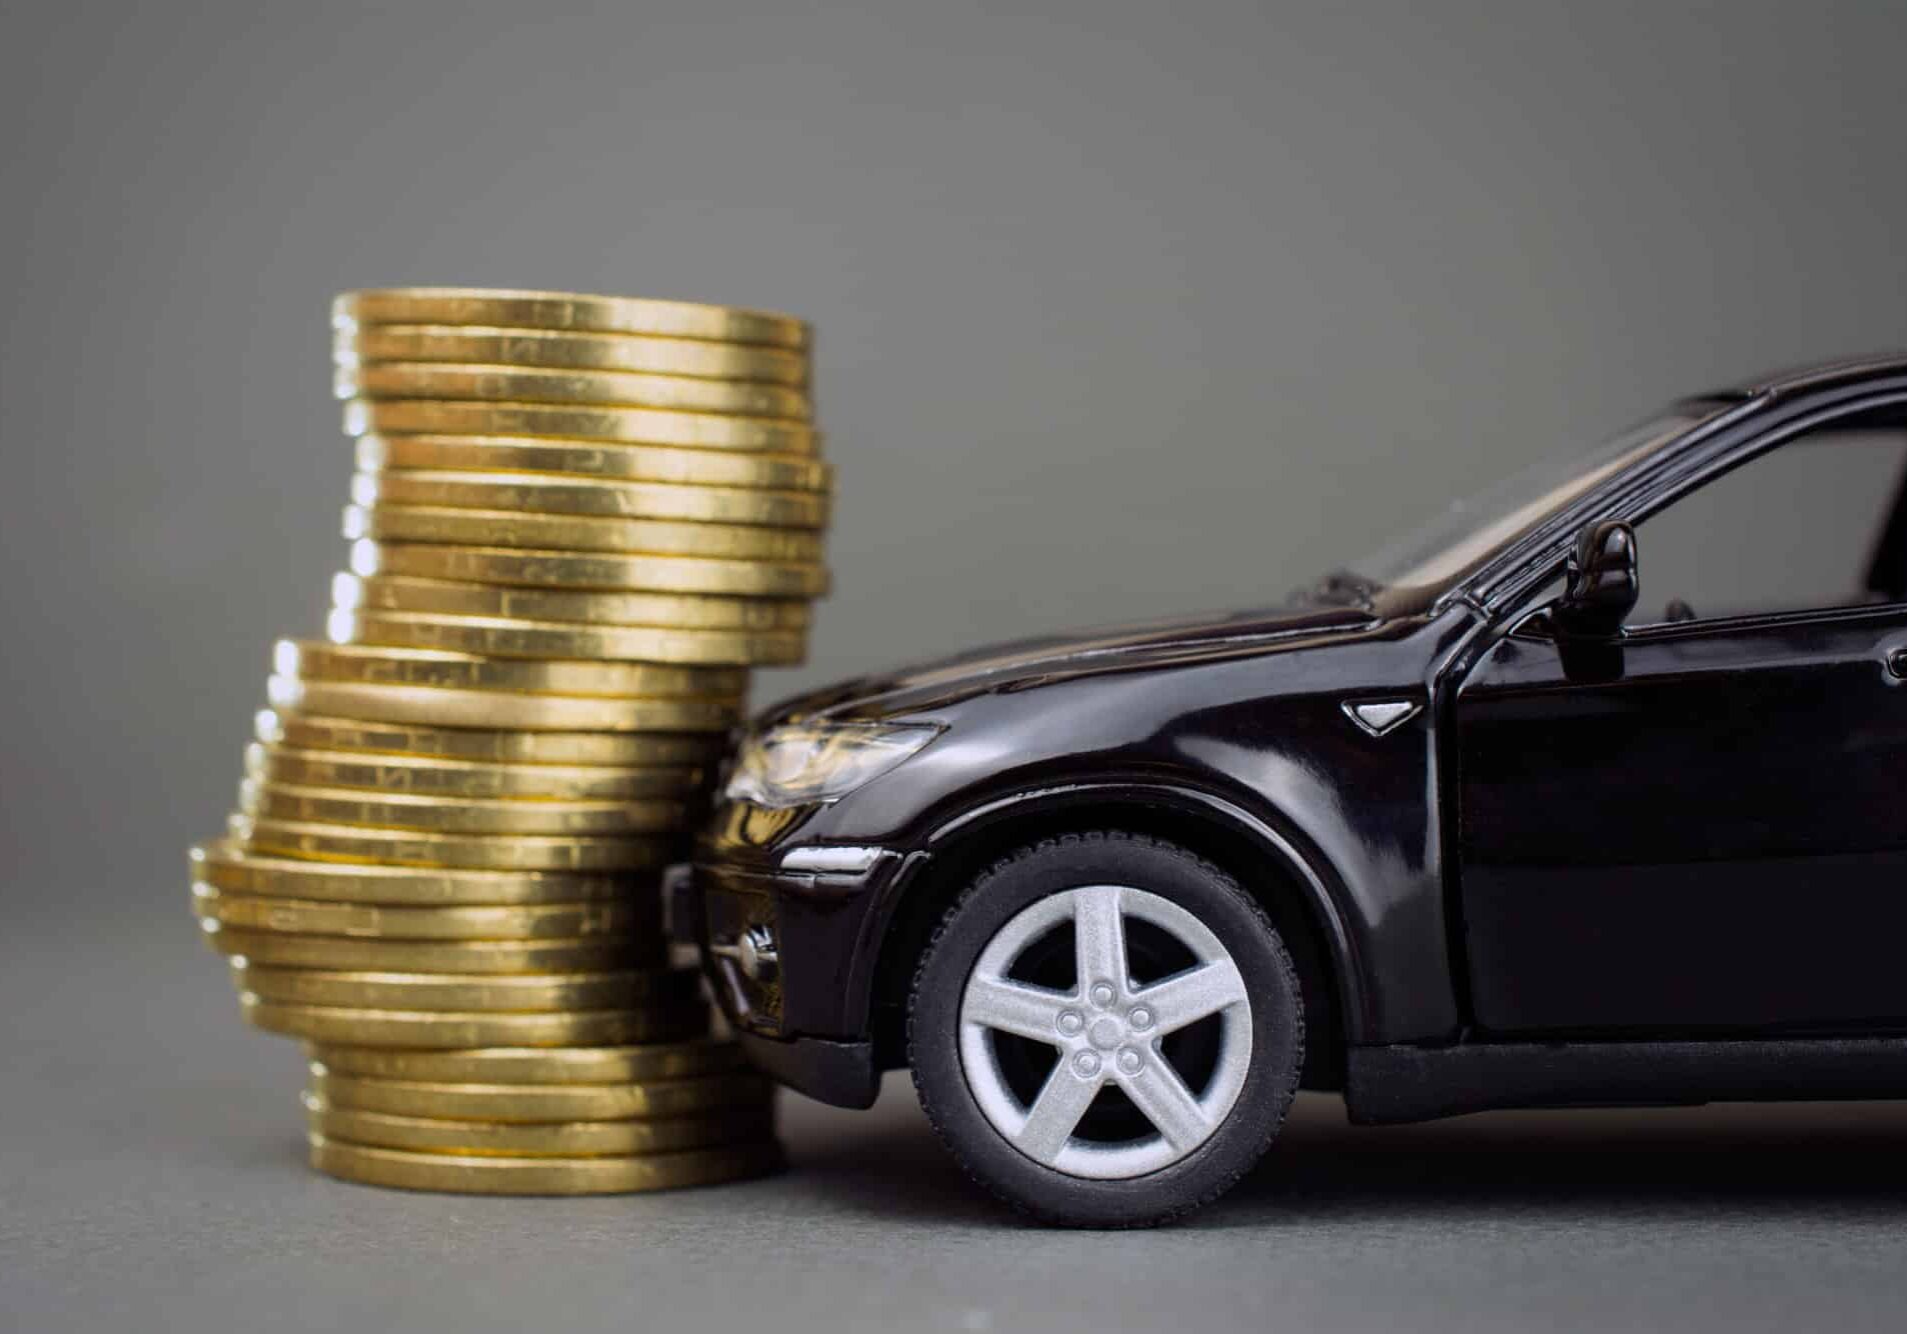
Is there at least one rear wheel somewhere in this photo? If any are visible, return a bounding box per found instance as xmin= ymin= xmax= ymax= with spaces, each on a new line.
xmin=908 ymin=831 xmax=1303 ymax=1226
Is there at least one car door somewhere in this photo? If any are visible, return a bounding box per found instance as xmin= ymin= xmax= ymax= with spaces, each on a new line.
xmin=1452 ymin=420 xmax=1907 ymax=1036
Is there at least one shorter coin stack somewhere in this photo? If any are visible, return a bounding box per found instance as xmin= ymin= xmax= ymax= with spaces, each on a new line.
xmin=189 ymin=288 xmax=827 ymax=1194
xmin=302 ymin=1041 xmax=777 ymax=1194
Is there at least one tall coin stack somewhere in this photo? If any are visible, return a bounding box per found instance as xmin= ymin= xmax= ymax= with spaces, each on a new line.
xmin=188 ymin=288 xmax=828 ymax=1195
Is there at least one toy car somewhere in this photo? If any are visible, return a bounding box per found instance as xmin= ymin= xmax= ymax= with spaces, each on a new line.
xmin=679 ymin=353 xmax=1907 ymax=1226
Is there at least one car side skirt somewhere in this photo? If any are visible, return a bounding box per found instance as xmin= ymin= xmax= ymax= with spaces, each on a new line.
xmin=1346 ymin=1037 xmax=1907 ymax=1124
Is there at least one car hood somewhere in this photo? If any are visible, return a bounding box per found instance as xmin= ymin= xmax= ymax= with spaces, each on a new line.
xmin=766 ymin=601 xmax=1378 ymax=723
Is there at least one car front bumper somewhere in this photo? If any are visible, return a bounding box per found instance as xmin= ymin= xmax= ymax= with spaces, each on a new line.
xmin=732 ymin=1031 xmax=881 ymax=1109
xmin=670 ymin=843 xmax=921 ymax=1109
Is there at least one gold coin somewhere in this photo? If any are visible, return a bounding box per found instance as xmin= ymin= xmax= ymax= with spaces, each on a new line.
xmin=337 ymin=364 xmax=812 ymax=422
xmin=344 ymin=502 xmax=827 ymax=562
xmin=198 ymin=923 xmax=657 ymax=974
xmin=307 ymin=1133 xmax=783 ymax=1195
xmin=343 ymin=400 xmax=818 ymax=456
xmin=307 ymin=1038 xmax=746 ymax=1084
xmin=192 ymin=883 xmax=646 ymax=939
xmin=231 ymin=960 xmax=697 ymax=1012
xmin=189 ymin=840 xmax=632 ymax=904
xmin=335 ymin=571 xmax=808 ymax=633
xmin=350 ymin=539 xmax=830 ymax=598
xmin=264 ymin=677 xmax=740 ymax=733
xmin=333 ymin=289 xmax=809 ymax=350
xmin=230 ymin=814 xmax=674 ymax=871
xmin=237 ymin=777 xmax=685 ymax=836
xmin=242 ymin=993 xmax=705 ymax=1047
xmin=305 ymin=1100 xmax=773 ymax=1158
xmin=331 ymin=609 xmax=805 ymax=668
xmin=309 ymin=1067 xmax=769 ymax=1122
xmin=349 ymin=470 xmax=830 ymax=530
xmin=335 ymin=325 xmax=808 ymax=385
xmin=253 ymin=709 xmax=719 ymax=769
xmin=246 ymin=740 xmax=699 ymax=801
xmin=355 ymin=434 xmax=831 ymax=493
xmin=273 ymin=638 xmax=743 ymax=700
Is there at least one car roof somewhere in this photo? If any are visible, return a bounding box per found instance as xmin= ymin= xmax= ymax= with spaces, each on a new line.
xmin=1707 ymin=351 xmax=1907 ymax=401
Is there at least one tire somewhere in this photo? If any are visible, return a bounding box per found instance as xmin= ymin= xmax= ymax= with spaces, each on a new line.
xmin=908 ymin=831 xmax=1303 ymax=1227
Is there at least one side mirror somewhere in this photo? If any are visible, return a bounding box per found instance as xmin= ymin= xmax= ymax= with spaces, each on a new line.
xmin=1555 ymin=519 xmax=1638 ymax=639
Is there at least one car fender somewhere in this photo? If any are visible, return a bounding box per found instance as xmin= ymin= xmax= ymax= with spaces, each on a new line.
xmin=853 ymin=773 xmax=1374 ymax=1044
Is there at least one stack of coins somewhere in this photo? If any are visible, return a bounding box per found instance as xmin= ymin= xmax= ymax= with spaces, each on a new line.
xmin=188 ymin=288 xmax=826 ymax=1195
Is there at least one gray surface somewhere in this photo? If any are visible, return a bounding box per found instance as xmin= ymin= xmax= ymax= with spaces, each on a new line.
xmin=6 ymin=1 xmax=1907 ymax=1330
xmin=9 ymin=908 xmax=1907 ymax=1334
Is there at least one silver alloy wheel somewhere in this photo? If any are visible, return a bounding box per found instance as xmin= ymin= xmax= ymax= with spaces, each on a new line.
xmin=957 ymin=883 xmax=1254 ymax=1180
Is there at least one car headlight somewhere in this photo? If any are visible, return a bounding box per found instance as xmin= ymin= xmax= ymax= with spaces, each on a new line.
xmin=722 ymin=722 xmax=943 ymax=809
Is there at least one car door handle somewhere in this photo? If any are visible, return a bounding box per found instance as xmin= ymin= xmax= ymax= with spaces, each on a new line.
xmin=1888 ymin=648 xmax=1907 ymax=680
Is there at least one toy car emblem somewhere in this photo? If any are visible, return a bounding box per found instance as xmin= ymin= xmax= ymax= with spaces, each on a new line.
xmin=1342 ymin=699 xmax=1420 ymax=736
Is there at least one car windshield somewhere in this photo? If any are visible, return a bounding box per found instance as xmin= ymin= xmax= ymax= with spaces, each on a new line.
xmin=1342 ymin=403 xmax=1730 ymax=596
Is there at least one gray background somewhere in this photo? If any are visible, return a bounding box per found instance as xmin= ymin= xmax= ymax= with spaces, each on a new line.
xmin=4 ymin=2 xmax=1907 ymax=1331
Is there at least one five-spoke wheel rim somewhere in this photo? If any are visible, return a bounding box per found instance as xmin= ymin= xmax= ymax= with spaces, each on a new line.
xmin=957 ymin=883 xmax=1253 ymax=1180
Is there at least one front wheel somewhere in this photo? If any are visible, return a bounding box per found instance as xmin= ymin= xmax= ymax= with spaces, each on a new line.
xmin=908 ymin=832 xmax=1303 ymax=1226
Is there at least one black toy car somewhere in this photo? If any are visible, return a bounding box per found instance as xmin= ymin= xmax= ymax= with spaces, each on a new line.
xmin=681 ymin=353 xmax=1907 ymax=1226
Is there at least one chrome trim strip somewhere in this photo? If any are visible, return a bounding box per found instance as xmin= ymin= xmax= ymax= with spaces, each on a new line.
xmin=779 ymin=844 xmax=886 ymax=874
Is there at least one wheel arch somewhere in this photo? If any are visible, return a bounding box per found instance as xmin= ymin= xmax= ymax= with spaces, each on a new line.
xmin=861 ymin=781 xmax=1368 ymax=1086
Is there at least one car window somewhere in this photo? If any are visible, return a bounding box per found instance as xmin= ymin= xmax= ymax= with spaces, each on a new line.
xmin=1347 ymin=408 xmax=1720 ymax=596
xmin=1632 ymin=425 xmax=1907 ymax=625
